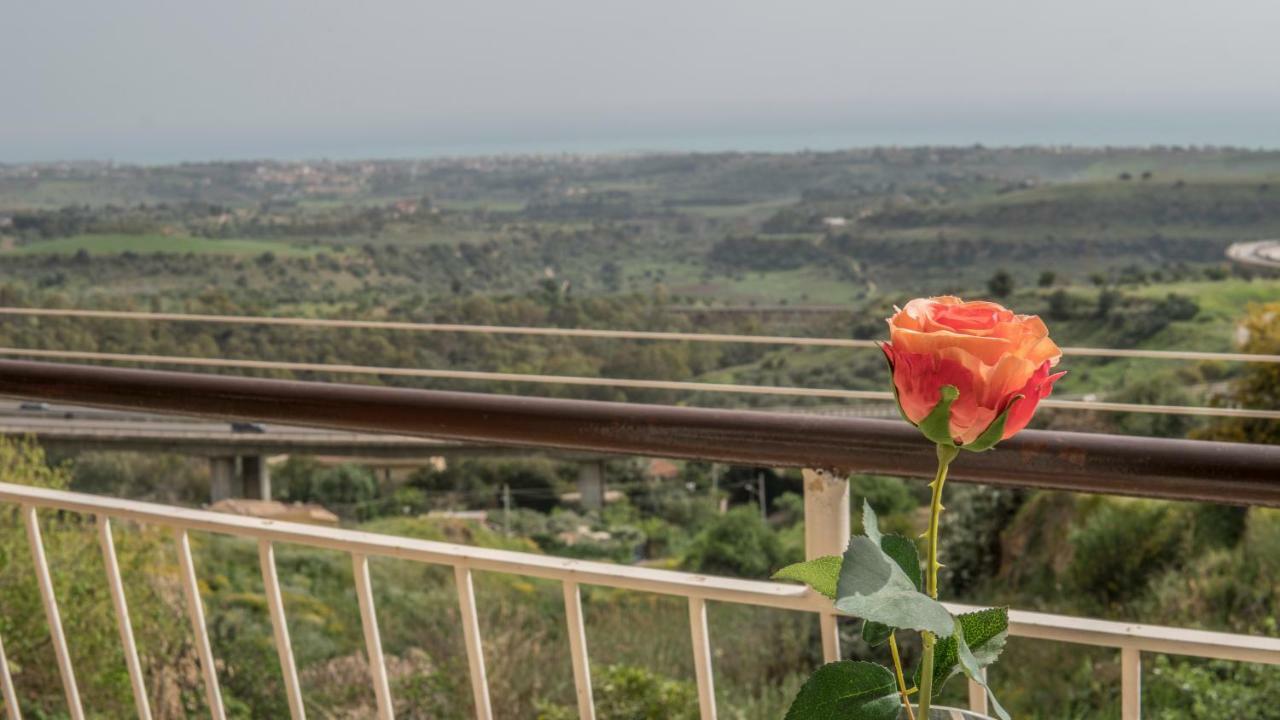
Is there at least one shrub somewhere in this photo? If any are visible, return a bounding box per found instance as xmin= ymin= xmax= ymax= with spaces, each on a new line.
xmin=1068 ymin=499 xmax=1188 ymax=606
xmin=315 ymin=464 xmax=378 ymax=506
xmin=69 ymin=451 xmax=209 ymax=505
xmin=0 ymin=437 xmax=199 ymax=716
xmin=1107 ymin=375 xmax=1194 ymax=438
xmin=681 ymin=506 xmax=785 ymax=579
xmin=939 ymin=484 xmax=1026 ymax=597
xmin=1142 ymin=508 xmax=1280 ymax=632
xmin=1146 ymin=655 xmax=1280 ymax=719
xmin=849 ymin=475 xmax=916 ymax=518
xmin=1156 ymin=292 xmax=1199 ymax=321
xmin=1199 ymin=302 xmax=1280 ymax=445
xmin=279 ymin=459 xmax=378 ymax=508
xmin=537 ymin=665 xmax=698 ymax=720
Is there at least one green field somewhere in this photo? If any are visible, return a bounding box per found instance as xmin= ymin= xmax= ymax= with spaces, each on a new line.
xmin=6 ymin=233 xmax=324 ymax=257
xmin=0 ymin=179 xmax=155 ymax=210
xmin=676 ymin=197 xmax=797 ymax=220
xmin=1130 ymin=278 xmax=1280 ymax=319
xmin=434 ymin=198 xmax=527 ymax=212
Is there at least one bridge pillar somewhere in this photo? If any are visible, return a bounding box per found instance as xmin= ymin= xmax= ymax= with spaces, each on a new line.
xmin=577 ymin=461 xmax=606 ymax=511
xmin=210 ymin=456 xmax=236 ymax=502
xmin=240 ymin=455 xmax=271 ymax=500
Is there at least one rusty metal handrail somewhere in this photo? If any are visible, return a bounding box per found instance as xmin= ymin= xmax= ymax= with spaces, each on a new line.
xmin=1 ymin=359 xmax=1278 ymax=506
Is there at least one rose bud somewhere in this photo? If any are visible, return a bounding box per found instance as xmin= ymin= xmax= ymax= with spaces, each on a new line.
xmin=882 ymin=295 xmax=1065 ymax=450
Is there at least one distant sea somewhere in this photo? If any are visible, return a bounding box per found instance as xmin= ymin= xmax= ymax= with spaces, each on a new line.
xmin=9 ymin=110 xmax=1280 ymax=165
xmin=302 ymin=119 xmax=1280 ymax=163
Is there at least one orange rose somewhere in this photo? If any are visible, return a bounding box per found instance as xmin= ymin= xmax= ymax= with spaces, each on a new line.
xmin=882 ymin=296 xmax=1064 ymax=448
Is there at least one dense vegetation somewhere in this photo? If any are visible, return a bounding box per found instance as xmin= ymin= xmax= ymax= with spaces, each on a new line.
xmin=1 ymin=147 xmax=1278 ymax=718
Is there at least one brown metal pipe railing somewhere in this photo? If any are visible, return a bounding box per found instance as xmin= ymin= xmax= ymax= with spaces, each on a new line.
xmin=1 ymin=359 xmax=1278 ymax=506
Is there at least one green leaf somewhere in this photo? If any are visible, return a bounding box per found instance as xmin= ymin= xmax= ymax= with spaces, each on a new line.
xmin=773 ymin=555 xmax=842 ymax=600
xmin=961 ymin=395 xmax=1024 ymax=453
xmin=775 ymin=504 xmax=922 ymax=642
xmin=956 ymin=630 xmax=1012 ymax=720
xmin=862 ymin=500 xmax=882 ymax=545
xmin=915 ymin=607 xmax=1009 ymax=692
xmin=880 ymin=534 xmax=923 ymax=591
xmin=784 ymin=661 xmax=901 ymax=720
xmin=915 ymin=385 xmax=959 ymax=447
xmin=860 ymin=619 xmax=894 ymax=647
xmin=861 ymin=534 xmax=923 ymax=646
xmin=835 ymin=536 xmax=954 ymax=637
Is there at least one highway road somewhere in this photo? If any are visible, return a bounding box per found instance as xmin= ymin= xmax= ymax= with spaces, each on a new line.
xmin=0 ymin=399 xmax=898 ymax=457
xmin=0 ymin=400 xmax=524 ymax=458
xmin=1226 ymin=239 xmax=1280 ymax=271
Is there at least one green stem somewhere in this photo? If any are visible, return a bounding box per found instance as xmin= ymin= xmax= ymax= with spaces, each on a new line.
xmin=918 ymin=443 xmax=959 ymax=719
xmin=919 ymin=633 xmax=935 ymax=718
xmin=888 ymin=632 xmax=916 ymax=720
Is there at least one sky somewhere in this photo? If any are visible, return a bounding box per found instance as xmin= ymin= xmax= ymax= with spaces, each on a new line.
xmin=5 ymin=0 xmax=1280 ymax=163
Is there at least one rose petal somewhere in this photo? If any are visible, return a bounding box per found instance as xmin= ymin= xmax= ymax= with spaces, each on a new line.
xmin=1000 ymin=364 xmax=1067 ymax=439
xmin=885 ymin=296 xmax=1064 ymax=444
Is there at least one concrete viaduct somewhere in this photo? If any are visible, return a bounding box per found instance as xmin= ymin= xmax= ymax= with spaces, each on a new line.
xmin=0 ymin=402 xmax=611 ymax=506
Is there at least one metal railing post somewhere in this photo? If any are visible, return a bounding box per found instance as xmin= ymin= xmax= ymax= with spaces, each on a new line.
xmin=23 ymin=506 xmax=84 ymax=720
xmin=802 ymin=469 xmax=849 ymax=663
xmin=1122 ymin=647 xmax=1141 ymax=720
xmin=968 ymin=669 xmax=988 ymax=715
xmin=454 ymin=566 xmax=493 ymax=720
xmin=562 ymin=580 xmax=596 ymax=720
xmin=688 ymin=597 xmax=717 ymax=720
xmin=352 ymin=553 xmax=395 ymax=720
xmin=98 ymin=516 xmax=153 ymax=720
xmin=258 ymin=540 xmax=306 ymax=720
xmin=174 ymin=529 xmax=226 ymax=720
xmin=0 ymin=627 xmax=19 ymax=720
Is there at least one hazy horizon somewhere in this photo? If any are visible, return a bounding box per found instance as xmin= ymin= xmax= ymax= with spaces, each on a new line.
xmin=7 ymin=0 xmax=1280 ymax=164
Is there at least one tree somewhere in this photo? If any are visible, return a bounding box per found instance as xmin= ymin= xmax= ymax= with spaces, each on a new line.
xmin=315 ymin=463 xmax=378 ymax=505
xmin=278 ymin=458 xmax=377 ymax=507
xmin=1048 ymin=289 xmax=1072 ymax=321
xmin=986 ymin=269 xmax=1015 ymax=298
xmin=681 ymin=506 xmax=785 ymax=578
xmin=1198 ymin=302 xmax=1280 ymax=445
xmin=1109 ymin=375 xmax=1194 ymax=438
xmin=1096 ymin=288 xmax=1122 ymax=318
xmin=600 ymin=261 xmax=622 ymax=292
xmin=1037 ymin=271 xmax=1057 ymax=288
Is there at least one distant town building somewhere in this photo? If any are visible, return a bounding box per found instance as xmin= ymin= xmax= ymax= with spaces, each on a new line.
xmin=645 ymin=459 xmax=679 ymax=480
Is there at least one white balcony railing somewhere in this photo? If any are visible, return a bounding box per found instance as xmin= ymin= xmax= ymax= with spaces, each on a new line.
xmin=3 ymin=477 xmax=1280 ymax=720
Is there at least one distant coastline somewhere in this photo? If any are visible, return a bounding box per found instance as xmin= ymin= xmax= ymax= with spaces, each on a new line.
xmin=8 ymin=116 xmax=1280 ymax=166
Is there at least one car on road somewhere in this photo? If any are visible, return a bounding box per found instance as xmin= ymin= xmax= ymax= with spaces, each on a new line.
xmin=230 ymin=422 xmax=267 ymax=433
xmin=19 ymin=402 xmax=50 ymax=411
